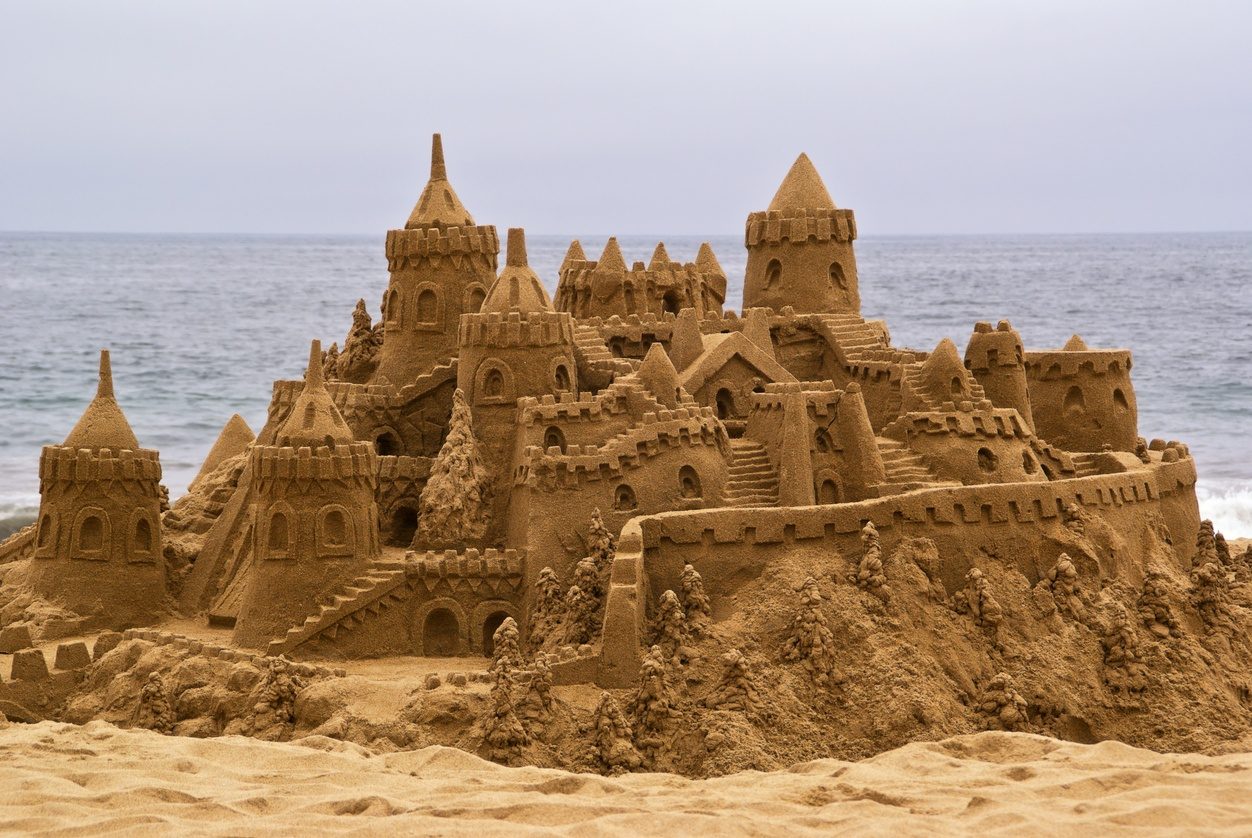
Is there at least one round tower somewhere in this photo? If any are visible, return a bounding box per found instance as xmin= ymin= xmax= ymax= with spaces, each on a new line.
xmin=373 ymin=134 xmax=499 ymax=386
xmin=457 ymin=228 xmax=577 ymax=409
xmin=965 ymin=320 xmax=1034 ymax=431
xmin=743 ymin=153 xmax=860 ymax=315
xmin=29 ymin=350 xmax=166 ymax=629
xmin=233 ymin=340 xmax=380 ymax=649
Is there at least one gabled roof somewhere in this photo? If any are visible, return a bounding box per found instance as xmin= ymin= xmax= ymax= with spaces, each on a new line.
xmin=678 ymin=331 xmax=797 ymax=395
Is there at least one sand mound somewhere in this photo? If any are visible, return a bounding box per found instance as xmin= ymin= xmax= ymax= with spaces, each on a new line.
xmin=3 ymin=721 xmax=1252 ymax=836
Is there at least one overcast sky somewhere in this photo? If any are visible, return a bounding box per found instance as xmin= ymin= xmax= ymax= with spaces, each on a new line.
xmin=1 ymin=1 xmax=1249 ymax=235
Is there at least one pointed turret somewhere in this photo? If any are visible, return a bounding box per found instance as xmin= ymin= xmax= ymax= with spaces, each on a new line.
xmin=649 ymin=242 xmax=670 ymax=270
xmin=277 ymin=340 xmax=354 ymax=448
xmin=742 ymin=308 xmax=776 ymax=359
xmin=1063 ymin=334 xmax=1090 ymax=352
xmin=595 ymin=237 xmax=627 ymax=274
xmin=767 ymin=153 xmax=836 ymax=212
xmin=638 ymin=343 xmax=684 ymax=409
xmin=559 ymin=239 xmax=586 ymax=273
xmin=406 ymin=133 xmax=475 ymax=230
xmin=189 ymin=414 xmax=255 ymax=492
xmin=669 ymin=308 xmax=704 ymax=371
xmin=696 ymin=242 xmax=724 ymax=280
xmin=63 ymin=350 xmax=141 ymax=452
xmin=481 ymin=228 xmax=554 ymax=316
xmin=919 ymin=338 xmax=971 ymax=404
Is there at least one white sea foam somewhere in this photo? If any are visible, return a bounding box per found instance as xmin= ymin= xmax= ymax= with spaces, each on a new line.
xmin=1198 ymin=481 xmax=1252 ymax=539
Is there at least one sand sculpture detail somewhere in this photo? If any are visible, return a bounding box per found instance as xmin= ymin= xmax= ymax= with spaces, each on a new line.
xmin=3 ymin=133 xmax=1247 ymax=777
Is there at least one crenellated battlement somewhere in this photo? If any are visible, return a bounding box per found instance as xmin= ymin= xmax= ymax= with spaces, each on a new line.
xmin=38 ymin=445 xmax=162 ymax=485
xmin=884 ymin=405 xmax=1035 ymax=441
xmin=745 ymin=206 xmax=857 ymax=246
xmin=1023 ymin=348 xmax=1133 ymax=379
xmin=402 ymin=547 xmax=525 ymax=592
xmin=458 ymin=309 xmax=575 ymax=347
xmin=516 ymin=388 xmax=630 ymax=425
xmin=249 ymin=440 xmax=376 ymax=483
xmin=384 ymin=225 xmax=499 ymax=271
xmin=750 ymin=380 xmax=845 ymax=415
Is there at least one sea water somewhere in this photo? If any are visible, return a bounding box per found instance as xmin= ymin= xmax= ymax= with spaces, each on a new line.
xmin=1 ymin=232 xmax=1248 ymax=536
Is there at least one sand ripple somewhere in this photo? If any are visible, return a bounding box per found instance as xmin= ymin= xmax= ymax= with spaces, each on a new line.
xmin=2 ymin=721 xmax=1251 ymax=836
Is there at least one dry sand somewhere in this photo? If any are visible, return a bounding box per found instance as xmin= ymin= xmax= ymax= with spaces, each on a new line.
xmin=3 ymin=721 xmax=1252 ymax=836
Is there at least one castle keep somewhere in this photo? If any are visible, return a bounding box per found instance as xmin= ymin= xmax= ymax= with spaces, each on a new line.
xmin=7 ymin=135 xmax=1200 ymax=690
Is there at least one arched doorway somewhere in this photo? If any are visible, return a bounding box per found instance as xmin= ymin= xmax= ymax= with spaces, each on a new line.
xmin=386 ymin=506 xmax=418 ymax=547
xmin=662 ymin=291 xmax=682 ymax=315
xmin=481 ymin=611 xmax=510 ymax=656
xmin=423 ymin=608 xmax=460 ymax=656
xmin=715 ymin=388 xmax=735 ymax=420
xmin=375 ymin=430 xmax=400 ymax=456
xmin=818 ymin=479 xmax=840 ymax=504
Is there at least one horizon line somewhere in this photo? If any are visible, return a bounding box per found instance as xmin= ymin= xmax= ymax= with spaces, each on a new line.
xmin=2 ymin=228 xmax=1251 ymax=239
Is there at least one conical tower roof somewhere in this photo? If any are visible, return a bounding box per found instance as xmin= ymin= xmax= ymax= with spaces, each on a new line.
xmin=696 ymin=242 xmax=725 ymax=278
xmin=559 ymin=239 xmax=586 ymax=273
xmin=638 ymin=343 xmax=684 ymax=409
xmin=595 ymin=237 xmax=627 ymax=273
xmin=648 ymin=242 xmax=670 ymax=270
xmin=1063 ymin=334 xmax=1090 ymax=351
xmin=189 ymin=413 xmax=255 ymax=490
xmin=277 ymin=341 xmax=354 ymax=449
xmin=406 ymin=133 xmax=476 ymax=230
xmin=767 ymin=153 xmax=836 ymax=212
xmin=481 ymin=228 xmax=554 ymax=315
xmin=919 ymin=338 xmax=969 ymax=399
xmin=63 ymin=350 xmax=142 ymax=451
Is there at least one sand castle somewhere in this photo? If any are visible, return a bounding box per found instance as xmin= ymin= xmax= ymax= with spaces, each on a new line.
xmin=2 ymin=135 xmax=1240 ymax=772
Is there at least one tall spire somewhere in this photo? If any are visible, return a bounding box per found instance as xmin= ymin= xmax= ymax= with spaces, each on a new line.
xmin=481 ymin=228 xmax=553 ymax=315
xmin=560 ymin=239 xmax=586 ymax=273
xmin=63 ymin=349 xmax=141 ymax=451
xmin=406 ymin=133 xmax=475 ymax=230
xmin=278 ymin=340 xmax=353 ymax=448
xmin=696 ymin=242 xmax=725 ymax=279
xmin=430 ymin=132 xmax=447 ymax=181
xmin=767 ymin=153 xmax=836 ymax=212
xmin=649 ymin=242 xmax=670 ymax=270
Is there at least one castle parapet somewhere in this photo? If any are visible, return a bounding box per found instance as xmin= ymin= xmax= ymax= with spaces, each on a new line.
xmin=39 ymin=446 xmax=162 ymax=485
xmin=744 ymin=206 xmax=858 ymax=246
xmin=385 ymin=224 xmax=499 ymax=271
xmin=457 ymin=309 xmax=575 ymax=348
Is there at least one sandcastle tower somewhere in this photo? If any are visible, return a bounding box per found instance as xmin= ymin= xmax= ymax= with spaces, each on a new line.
xmin=1023 ymin=335 xmax=1139 ymax=452
xmin=373 ymin=134 xmax=499 ymax=385
xmin=233 ymin=340 xmax=380 ymax=649
xmin=743 ymin=153 xmax=860 ymax=315
xmin=29 ymin=350 xmax=166 ymax=628
xmin=965 ymin=320 xmax=1034 ymax=431
xmin=554 ymin=237 xmax=726 ymax=319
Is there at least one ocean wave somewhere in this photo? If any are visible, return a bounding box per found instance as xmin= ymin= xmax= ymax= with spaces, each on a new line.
xmin=1198 ymin=482 xmax=1252 ymax=539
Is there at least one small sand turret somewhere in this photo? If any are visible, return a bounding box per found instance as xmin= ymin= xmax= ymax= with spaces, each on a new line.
xmin=29 ymin=350 xmax=166 ymax=628
xmin=744 ymin=153 xmax=860 ymax=315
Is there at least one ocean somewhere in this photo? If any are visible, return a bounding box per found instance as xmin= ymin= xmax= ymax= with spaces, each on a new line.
xmin=1 ymin=231 xmax=1248 ymax=536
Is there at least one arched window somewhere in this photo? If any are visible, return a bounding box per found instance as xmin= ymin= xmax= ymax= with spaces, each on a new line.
xmin=614 ymin=483 xmax=637 ymax=511
xmin=543 ymin=426 xmax=567 ymax=454
xmin=1022 ymin=451 xmax=1038 ymax=474
xmin=133 ymin=517 xmax=153 ymax=553
xmin=977 ymin=447 xmax=999 ymax=472
xmin=765 ymin=259 xmax=782 ymax=288
xmin=322 ymin=509 xmax=348 ymax=547
xmin=624 ymin=285 xmax=636 ymax=314
xmin=814 ymin=428 xmax=833 ymax=453
xmin=829 ymin=262 xmax=847 ymax=289
xmin=483 ymin=368 xmax=504 ymax=397
xmin=416 ymin=289 xmax=438 ymax=323
xmin=1113 ymin=388 xmax=1130 ymax=412
xmin=679 ymin=465 xmax=702 ymax=498
xmin=37 ymin=514 xmax=52 ymax=549
xmin=715 ymin=388 xmax=735 ymax=420
xmin=1064 ymin=385 xmax=1086 ymax=414
xmin=267 ymin=510 xmax=290 ymax=557
xmin=79 ymin=515 xmax=104 ymax=551
xmin=554 ymin=364 xmax=571 ymax=392
xmin=467 ymin=286 xmax=487 ymax=313
xmin=818 ymin=479 xmax=840 ymax=504
xmin=950 ymin=377 xmax=964 ymax=397
xmin=385 ymin=288 xmax=400 ymax=325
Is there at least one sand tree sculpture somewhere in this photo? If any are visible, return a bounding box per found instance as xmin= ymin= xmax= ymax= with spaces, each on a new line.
xmin=413 ymin=388 xmax=490 ymax=548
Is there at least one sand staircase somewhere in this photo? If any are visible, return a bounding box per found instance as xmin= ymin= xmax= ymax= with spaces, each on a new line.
xmin=875 ymin=437 xmax=953 ymax=493
xmin=573 ymin=323 xmax=636 ymax=379
xmin=266 ymin=561 xmax=410 ymax=656
xmin=724 ymin=439 xmax=779 ymax=507
xmin=1068 ymin=452 xmax=1103 ymax=478
xmin=810 ymin=313 xmax=888 ymax=362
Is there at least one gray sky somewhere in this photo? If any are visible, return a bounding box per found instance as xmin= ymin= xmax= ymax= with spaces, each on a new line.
xmin=2 ymin=1 xmax=1249 ymax=235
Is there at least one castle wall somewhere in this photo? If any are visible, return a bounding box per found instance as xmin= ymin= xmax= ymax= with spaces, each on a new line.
xmin=597 ymin=456 xmax=1200 ymax=686
xmin=1025 ymin=350 xmax=1139 ymax=452
xmin=28 ymin=446 xmax=165 ymax=629
xmin=884 ymin=407 xmax=1048 ymax=486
